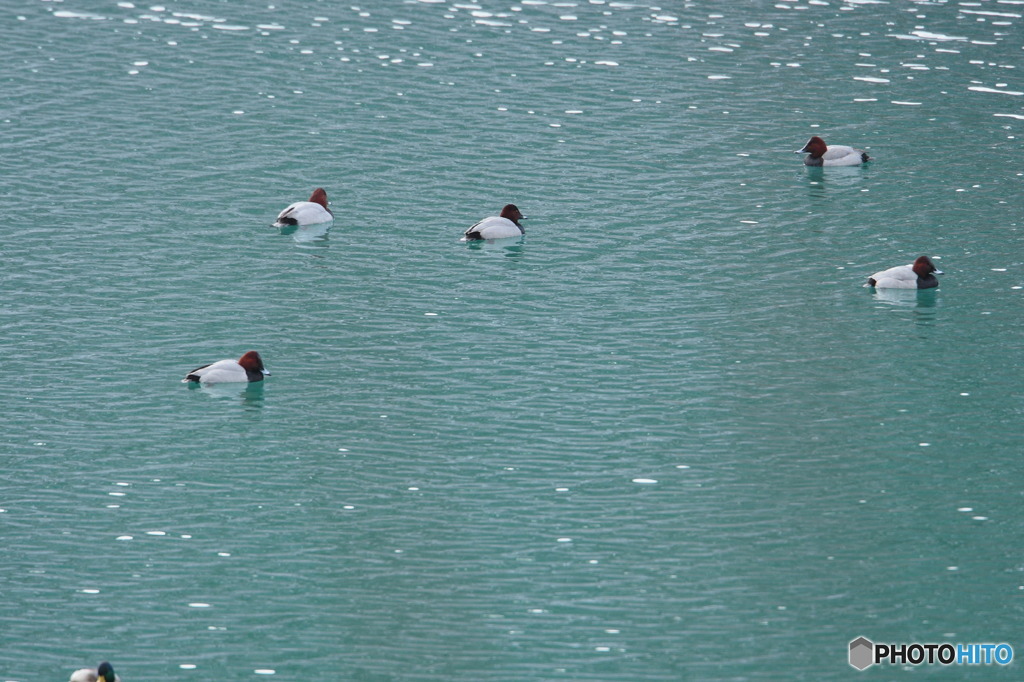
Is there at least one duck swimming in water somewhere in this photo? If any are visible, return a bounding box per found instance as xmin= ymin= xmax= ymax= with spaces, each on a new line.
xmin=866 ymin=256 xmax=941 ymax=289
xmin=463 ymin=204 xmax=526 ymax=240
xmin=69 ymin=661 xmax=120 ymax=682
xmin=183 ymin=351 xmax=270 ymax=385
xmin=797 ymin=136 xmax=870 ymax=167
xmin=273 ymin=188 xmax=333 ymax=227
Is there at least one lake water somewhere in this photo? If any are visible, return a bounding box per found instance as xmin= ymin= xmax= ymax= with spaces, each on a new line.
xmin=2 ymin=0 xmax=1023 ymax=680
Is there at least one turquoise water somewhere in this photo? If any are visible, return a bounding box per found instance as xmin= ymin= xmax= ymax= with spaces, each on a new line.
xmin=3 ymin=0 xmax=1023 ymax=679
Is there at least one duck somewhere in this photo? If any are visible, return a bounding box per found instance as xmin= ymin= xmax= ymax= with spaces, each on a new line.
xmin=797 ymin=136 xmax=870 ymax=167
xmin=182 ymin=351 xmax=270 ymax=385
xmin=463 ymin=204 xmax=526 ymax=240
xmin=273 ymin=188 xmax=333 ymax=227
xmin=866 ymin=256 xmax=942 ymax=289
xmin=69 ymin=661 xmax=119 ymax=682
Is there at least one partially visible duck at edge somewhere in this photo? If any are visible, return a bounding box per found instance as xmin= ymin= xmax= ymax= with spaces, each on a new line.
xmin=797 ymin=136 xmax=870 ymax=167
xmin=463 ymin=204 xmax=526 ymax=241
xmin=273 ymin=188 xmax=333 ymax=227
xmin=183 ymin=351 xmax=270 ymax=385
xmin=70 ymin=661 xmax=120 ymax=682
xmin=866 ymin=256 xmax=942 ymax=290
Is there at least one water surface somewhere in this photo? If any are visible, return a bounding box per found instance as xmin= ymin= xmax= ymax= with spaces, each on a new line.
xmin=2 ymin=0 xmax=1023 ymax=679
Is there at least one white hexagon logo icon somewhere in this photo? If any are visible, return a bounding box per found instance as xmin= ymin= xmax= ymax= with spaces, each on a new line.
xmin=849 ymin=636 xmax=874 ymax=670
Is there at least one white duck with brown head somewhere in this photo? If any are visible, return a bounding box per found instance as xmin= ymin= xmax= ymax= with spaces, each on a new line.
xmin=183 ymin=351 xmax=270 ymax=385
xmin=274 ymin=188 xmax=333 ymax=227
xmin=463 ymin=204 xmax=527 ymax=240
xmin=69 ymin=661 xmax=119 ymax=682
xmin=866 ymin=256 xmax=942 ymax=289
xmin=797 ymin=136 xmax=870 ymax=167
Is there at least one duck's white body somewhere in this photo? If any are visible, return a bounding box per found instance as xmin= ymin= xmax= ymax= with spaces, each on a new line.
xmin=275 ymin=201 xmax=332 ymax=226
xmin=274 ymin=188 xmax=333 ymax=227
xmin=463 ymin=204 xmax=527 ymax=240
xmin=817 ymin=145 xmax=867 ymax=166
xmin=867 ymin=264 xmax=919 ymax=289
xmin=185 ymin=359 xmax=256 ymax=384
xmin=183 ymin=351 xmax=270 ymax=385
xmin=465 ymin=216 xmax=523 ymax=240
xmin=869 ymin=264 xmax=921 ymax=289
xmin=798 ymin=136 xmax=870 ymax=167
